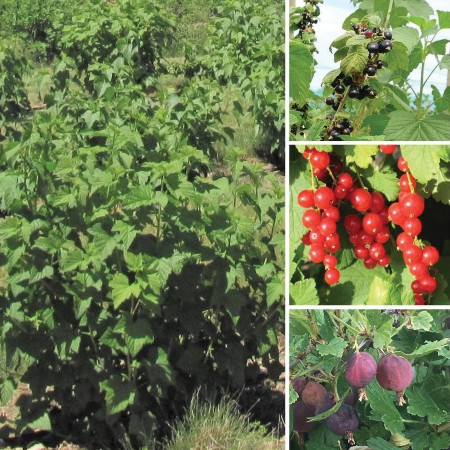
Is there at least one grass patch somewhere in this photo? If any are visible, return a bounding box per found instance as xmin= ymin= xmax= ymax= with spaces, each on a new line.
xmin=165 ymin=393 xmax=282 ymax=450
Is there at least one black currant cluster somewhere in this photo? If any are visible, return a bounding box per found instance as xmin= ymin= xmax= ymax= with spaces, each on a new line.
xmin=296 ymin=9 xmax=318 ymax=39
xmin=327 ymin=118 xmax=353 ymax=141
xmin=323 ymin=24 xmax=393 ymax=141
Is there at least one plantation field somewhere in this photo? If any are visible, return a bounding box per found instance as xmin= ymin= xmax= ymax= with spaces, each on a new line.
xmin=0 ymin=0 xmax=285 ymax=448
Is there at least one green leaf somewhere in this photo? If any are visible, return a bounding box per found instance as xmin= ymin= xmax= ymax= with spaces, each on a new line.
xmin=100 ymin=376 xmax=135 ymax=415
xmin=366 ymin=381 xmax=405 ymax=434
xmin=407 ymin=383 xmax=450 ymax=424
xmin=400 ymin=146 xmax=442 ymax=184
xmin=345 ymin=145 xmax=378 ymax=168
xmin=316 ymin=337 xmax=347 ymax=357
xmin=0 ymin=379 xmax=15 ymax=404
xmin=365 ymin=166 xmax=401 ymax=201
xmin=395 ymin=339 xmax=450 ymax=359
xmin=367 ymin=437 xmax=402 ymax=450
xmin=340 ymin=44 xmax=368 ymax=76
xmin=395 ymin=0 xmax=434 ymax=17
xmin=383 ymin=42 xmax=409 ymax=72
xmin=124 ymin=318 xmax=154 ymax=357
xmin=410 ymin=311 xmax=434 ymax=331
xmin=367 ymin=276 xmax=390 ymax=304
xmin=289 ymin=40 xmax=314 ymax=107
xmin=438 ymin=10 xmax=450 ymax=29
xmin=392 ymin=27 xmax=420 ymax=53
xmin=290 ymin=279 xmax=319 ymax=305
xmin=384 ymin=112 xmax=450 ymax=141
xmin=110 ymin=273 xmax=140 ymax=308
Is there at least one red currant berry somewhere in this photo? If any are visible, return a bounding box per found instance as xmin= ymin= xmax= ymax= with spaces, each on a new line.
xmin=363 ymin=257 xmax=378 ymax=269
xmin=349 ymin=233 xmax=358 ymax=245
xmin=379 ymin=145 xmax=397 ymax=154
xmin=337 ymin=173 xmax=353 ymax=190
xmin=309 ymin=245 xmax=326 ymax=263
xmin=354 ymin=245 xmax=370 ymax=260
xmin=375 ymin=227 xmax=390 ymax=244
xmin=403 ymin=217 xmax=422 ymax=236
xmin=302 ymin=147 xmax=313 ymax=159
xmin=362 ymin=212 xmax=383 ymax=235
xmin=302 ymin=209 xmax=321 ymax=229
xmin=422 ymin=246 xmax=439 ymax=266
xmin=314 ymin=186 xmax=335 ymax=209
xmin=403 ymin=245 xmax=423 ymax=265
xmin=400 ymin=193 xmax=424 ymax=218
xmin=298 ymin=190 xmax=315 ymax=208
xmin=370 ymin=243 xmax=386 ymax=260
xmin=398 ymin=191 xmax=409 ymax=202
xmin=388 ymin=202 xmax=406 ymax=226
xmin=309 ymin=229 xmax=325 ymax=245
xmin=378 ymin=254 xmax=391 ymax=267
xmin=323 ymin=254 xmax=338 ymax=269
xmin=310 ymin=150 xmax=330 ymax=170
xmin=313 ymin=167 xmax=328 ymax=182
xmin=411 ymin=280 xmax=423 ymax=294
xmin=396 ymin=232 xmax=414 ymax=251
xmin=301 ymin=233 xmax=311 ymax=245
xmin=334 ymin=185 xmax=348 ymax=200
xmin=370 ymin=192 xmax=385 ymax=213
xmin=409 ymin=262 xmax=428 ymax=279
xmin=397 ymin=157 xmax=409 ymax=172
xmin=414 ymin=294 xmax=425 ymax=305
xmin=351 ymin=188 xmax=372 ymax=212
xmin=419 ymin=276 xmax=437 ymax=293
xmin=324 ymin=268 xmax=340 ymax=285
xmin=324 ymin=233 xmax=341 ymax=253
xmin=357 ymin=230 xmax=374 ymax=246
xmin=399 ymin=173 xmax=416 ymax=192
xmin=318 ymin=218 xmax=337 ymax=236
xmin=323 ymin=206 xmax=340 ymax=222
xmin=344 ymin=214 xmax=362 ymax=234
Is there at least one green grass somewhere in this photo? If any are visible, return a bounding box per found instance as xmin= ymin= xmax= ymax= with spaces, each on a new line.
xmin=164 ymin=393 xmax=282 ymax=450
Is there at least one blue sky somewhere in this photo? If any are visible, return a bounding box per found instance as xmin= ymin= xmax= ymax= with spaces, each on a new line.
xmin=295 ymin=0 xmax=450 ymax=95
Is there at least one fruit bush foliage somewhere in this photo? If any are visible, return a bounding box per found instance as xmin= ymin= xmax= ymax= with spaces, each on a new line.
xmin=290 ymin=145 xmax=450 ymax=305
xmin=0 ymin=0 xmax=284 ymax=446
xmin=290 ymin=0 xmax=450 ymax=141
xmin=289 ymin=309 xmax=450 ymax=450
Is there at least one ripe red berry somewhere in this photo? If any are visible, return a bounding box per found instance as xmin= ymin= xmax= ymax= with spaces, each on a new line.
xmin=414 ymin=294 xmax=425 ymax=305
xmin=409 ymin=262 xmax=428 ymax=279
xmin=388 ymin=202 xmax=406 ymax=226
xmin=403 ymin=245 xmax=423 ymax=265
xmin=370 ymin=242 xmax=386 ymax=260
xmin=325 ymin=268 xmax=340 ymax=285
xmin=354 ymin=245 xmax=370 ymax=260
xmin=422 ymin=246 xmax=439 ymax=266
xmin=370 ymin=192 xmax=386 ymax=213
xmin=375 ymin=227 xmax=390 ymax=244
xmin=310 ymin=245 xmax=326 ymax=263
xmin=301 ymin=233 xmax=311 ymax=246
xmin=313 ymin=167 xmax=328 ymax=181
xmin=399 ymin=173 xmax=416 ymax=192
xmin=314 ymin=186 xmax=335 ymax=209
xmin=363 ymin=257 xmax=377 ymax=269
xmin=419 ymin=276 xmax=437 ymax=293
xmin=310 ymin=150 xmax=330 ymax=170
xmin=309 ymin=229 xmax=325 ymax=245
xmin=334 ymin=185 xmax=348 ymax=200
xmin=323 ymin=206 xmax=340 ymax=222
xmin=403 ymin=217 xmax=422 ymax=236
xmin=397 ymin=157 xmax=409 ymax=172
xmin=323 ymin=254 xmax=338 ymax=269
xmin=379 ymin=145 xmax=397 ymax=154
xmin=351 ymin=188 xmax=372 ymax=212
xmin=338 ymin=173 xmax=353 ymax=190
xmin=378 ymin=254 xmax=391 ymax=267
xmin=318 ymin=218 xmax=337 ymax=236
xmin=302 ymin=147 xmax=314 ymax=159
xmin=324 ymin=233 xmax=341 ymax=253
xmin=345 ymin=352 xmax=377 ymax=388
xmin=344 ymin=214 xmax=362 ymax=234
xmin=356 ymin=231 xmax=374 ymax=246
xmin=396 ymin=232 xmax=414 ymax=251
xmin=298 ymin=190 xmax=315 ymax=208
xmin=411 ymin=280 xmax=423 ymax=294
xmin=302 ymin=209 xmax=321 ymax=229
xmin=362 ymin=212 xmax=383 ymax=235
xmin=400 ymin=193 xmax=424 ymax=218
xmin=376 ymin=354 xmax=414 ymax=402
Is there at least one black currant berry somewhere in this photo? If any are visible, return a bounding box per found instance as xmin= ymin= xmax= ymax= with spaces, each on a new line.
xmin=334 ymin=85 xmax=345 ymax=94
xmin=377 ymin=59 xmax=384 ymax=69
xmin=348 ymin=86 xmax=360 ymax=99
xmin=379 ymin=39 xmax=392 ymax=53
xmin=364 ymin=65 xmax=377 ymax=76
xmin=384 ymin=30 xmax=393 ymax=40
xmin=348 ymin=125 xmax=354 ymax=132
xmin=367 ymin=89 xmax=377 ymax=99
xmin=352 ymin=23 xmax=360 ymax=32
xmin=343 ymin=76 xmax=353 ymax=86
xmin=341 ymin=118 xmax=350 ymax=127
xmin=342 ymin=128 xmax=351 ymax=135
xmin=367 ymin=42 xmax=379 ymax=53
xmin=332 ymin=103 xmax=339 ymax=111
xmin=330 ymin=130 xmax=341 ymax=140
xmin=325 ymin=96 xmax=335 ymax=105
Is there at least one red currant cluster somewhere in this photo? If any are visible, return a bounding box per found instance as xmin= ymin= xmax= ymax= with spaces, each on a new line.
xmin=385 ymin=153 xmax=439 ymax=305
xmin=297 ymin=145 xmax=440 ymax=305
xmin=298 ymin=149 xmax=341 ymax=285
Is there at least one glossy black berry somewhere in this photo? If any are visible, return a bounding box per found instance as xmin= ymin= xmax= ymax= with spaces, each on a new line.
xmin=325 ymin=96 xmax=335 ymax=105
xmin=377 ymin=59 xmax=384 ymax=69
xmin=343 ymin=77 xmax=353 ymax=86
xmin=348 ymin=125 xmax=354 ymax=132
xmin=332 ymin=103 xmax=339 ymax=111
xmin=342 ymin=118 xmax=350 ymax=127
xmin=334 ymin=85 xmax=345 ymax=94
xmin=379 ymin=39 xmax=392 ymax=53
xmin=367 ymin=42 xmax=379 ymax=53
xmin=364 ymin=65 xmax=377 ymax=76
xmin=330 ymin=130 xmax=341 ymax=140
xmin=384 ymin=30 xmax=393 ymax=40
xmin=348 ymin=86 xmax=360 ymax=99
xmin=342 ymin=128 xmax=351 ymax=135
xmin=367 ymin=89 xmax=377 ymax=99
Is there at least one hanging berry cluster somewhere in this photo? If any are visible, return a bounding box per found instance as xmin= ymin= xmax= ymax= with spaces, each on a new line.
xmin=297 ymin=145 xmax=439 ymax=304
xmin=323 ymin=24 xmax=393 ymax=141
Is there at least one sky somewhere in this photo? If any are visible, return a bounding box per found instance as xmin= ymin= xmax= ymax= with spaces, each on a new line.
xmin=295 ymin=0 xmax=450 ymax=95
